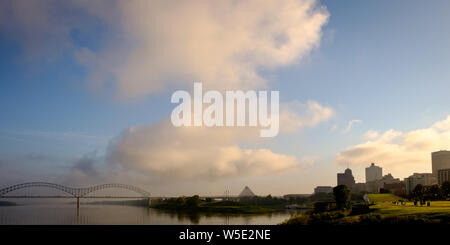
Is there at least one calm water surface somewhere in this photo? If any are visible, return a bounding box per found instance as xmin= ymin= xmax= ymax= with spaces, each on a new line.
xmin=0 ymin=198 xmax=300 ymax=225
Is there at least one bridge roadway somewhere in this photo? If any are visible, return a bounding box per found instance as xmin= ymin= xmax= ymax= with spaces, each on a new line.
xmin=0 ymin=196 xmax=149 ymax=198
xmin=0 ymin=182 xmax=152 ymax=208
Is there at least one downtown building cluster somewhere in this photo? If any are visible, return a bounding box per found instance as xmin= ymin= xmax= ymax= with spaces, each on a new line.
xmin=314 ymin=150 xmax=450 ymax=196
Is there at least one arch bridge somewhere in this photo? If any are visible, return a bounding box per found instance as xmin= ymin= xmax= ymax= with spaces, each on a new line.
xmin=0 ymin=182 xmax=151 ymax=208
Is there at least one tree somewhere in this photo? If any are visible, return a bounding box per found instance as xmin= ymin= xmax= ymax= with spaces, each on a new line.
xmin=175 ymin=196 xmax=187 ymax=207
xmin=333 ymin=185 xmax=351 ymax=210
xmin=411 ymin=184 xmax=424 ymax=201
xmin=313 ymin=201 xmax=331 ymax=213
xmin=442 ymin=181 xmax=450 ymax=199
xmin=424 ymin=184 xmax=443 ymax=201
xmin=309 ymin=192 xmax=334 ymax=202
xmin=186 ymin=195 xmax=201 ymax=207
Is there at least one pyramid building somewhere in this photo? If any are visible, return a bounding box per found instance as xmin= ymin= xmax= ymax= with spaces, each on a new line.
xmin=239 ymin=186 xmax=256 ymax=197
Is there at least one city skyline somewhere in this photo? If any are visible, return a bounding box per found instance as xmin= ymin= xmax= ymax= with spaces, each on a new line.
xmin=2 ymin=0 xmax=450 ymax=196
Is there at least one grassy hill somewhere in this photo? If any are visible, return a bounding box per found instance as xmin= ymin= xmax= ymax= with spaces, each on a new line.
xmin=362 ymin=195 xmax=450 ymax=223
xmin=371 ymin=201 xmax=450 ymax=215
xmin=282 ymin=198 xmax=450 ymax=224
xmin=367 ymin=193 xmax=403 ymax=203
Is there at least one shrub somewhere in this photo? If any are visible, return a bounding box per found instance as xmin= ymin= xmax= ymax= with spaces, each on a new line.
xmin=350 ymin=203 xmax=371 ymax=215
xmin=281 ymin=210 xmax=349 ymax=225
xmin=313 ymin=202 xmax=333 ymax=213
xmin=359 ymin=213 xmax=382 ymax=224
xmin=280 ymin=214 xmax=309 ymax=225
xmin=309 ymin=210 xmax=347 ymax=225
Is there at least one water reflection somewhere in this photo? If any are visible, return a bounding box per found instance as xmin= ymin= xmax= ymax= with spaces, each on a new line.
xmin=0 ymin=198 xmax=302 ymax=225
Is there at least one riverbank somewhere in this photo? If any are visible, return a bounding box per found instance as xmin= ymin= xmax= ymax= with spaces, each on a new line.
xmin=152 ymin=199 xmax=275 ymax=214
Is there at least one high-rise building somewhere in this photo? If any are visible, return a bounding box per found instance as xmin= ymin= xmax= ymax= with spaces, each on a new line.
xmin=337 ymin=168 xmax=355 ymax=188
xmin=366 ymin=173 xmax=400 ymax=193
xmin=432 ymin=150 xmax=450 ymax=175
xmin=405 ymin=173 xmax=437 ymax=194
xmin=437 ymin=168 xmax=450 ymax=184
xmin=365 ymin=163 xmax=382 ymax=183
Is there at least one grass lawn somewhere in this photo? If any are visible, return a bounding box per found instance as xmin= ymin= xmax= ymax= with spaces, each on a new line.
xmin=366 ymin=193 xmax=403 ymax=203
xmin=281 ymin=194 xmax=450 ymax=224
xmin=365 ymin=194 xmax=450 ymax=221
xmin=371 ymin=201 xmax=450 ymax=215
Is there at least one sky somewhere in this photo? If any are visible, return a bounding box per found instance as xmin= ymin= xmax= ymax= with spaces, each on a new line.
xmin=1 ymin=0 xmax=450 ymax=196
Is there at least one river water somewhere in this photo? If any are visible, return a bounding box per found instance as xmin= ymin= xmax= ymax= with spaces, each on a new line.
xmin=0 ymin=198 xmax=299 ymax=225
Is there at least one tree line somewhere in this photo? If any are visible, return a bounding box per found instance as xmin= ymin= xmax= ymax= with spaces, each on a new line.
xmin=410 ymin=181 xmax=450 ymax=202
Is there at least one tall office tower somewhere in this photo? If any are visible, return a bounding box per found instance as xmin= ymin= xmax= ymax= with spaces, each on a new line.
xmin=365 ymin=163 xmax=382 ymax=183
xmin=432 ymin=150 xmax=450 ymax=175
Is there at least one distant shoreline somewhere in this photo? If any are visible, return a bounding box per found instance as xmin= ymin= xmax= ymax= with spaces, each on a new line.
xmin=76 ymin=199 xmax=149 ymax=207
xmin=151 ymin=201 xmax=276 ymax=215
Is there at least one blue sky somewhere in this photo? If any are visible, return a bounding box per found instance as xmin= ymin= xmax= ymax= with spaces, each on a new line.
xmin=1 ymin=0 xmax=450 ymax=195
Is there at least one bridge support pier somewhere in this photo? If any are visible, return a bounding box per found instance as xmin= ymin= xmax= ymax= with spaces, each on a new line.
xmin=77 ymin=197 xmax=80 ymax=209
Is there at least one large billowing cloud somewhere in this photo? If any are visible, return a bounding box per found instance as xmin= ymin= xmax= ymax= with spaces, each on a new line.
xmin=107 ymin=120 xmax=298 ymax=181
xmin=335 ymin=116 xmax=450 ymax=178
xmin=106 ymin=99 xmax=333 ymax=181
xmin=1 ymin=0 xmax=328 ymax=98
xmin=101 ymin=0 xmax=329 ymax=97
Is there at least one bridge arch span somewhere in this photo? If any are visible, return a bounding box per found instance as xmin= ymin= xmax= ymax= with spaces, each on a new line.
xmin=0 ymin=182 xmax=150 ymax=197
xmin=81 ymin=183 xmax=151 ymax=197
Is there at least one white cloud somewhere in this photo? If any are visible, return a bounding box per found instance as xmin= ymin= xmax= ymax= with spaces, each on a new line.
xmin=335 ymin=115 xmax=450 ymax=178
xmin=362 ymin=130 xmax=379 ymax=140
xmin=299 ymin=156 xmax=320 ymax=166
xmin=2 ymin=0 xmax=329 ymax=98
xmin=343 ymin=119 xmax=362 ymax=133
xmin=2 ymin=0 xmax=330 ymax=100
xmin=77 ymin=0 xmax=329 ymax=98
xmin=107 ymin=119 xmax=300 ymax=181
xmin=103 ymin=99 xmax=332 ymax=182
xmin=280 ymin=100 xmax=334 ymax=133
xmin=102 ymin=99 xmax=332 ymax=182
